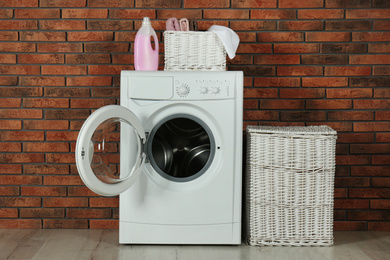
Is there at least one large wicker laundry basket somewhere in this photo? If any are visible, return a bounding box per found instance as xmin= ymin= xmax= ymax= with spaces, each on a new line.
xmin=164 ymin=31 xmax=226 ymax=71
xmin=245 ymin=125 xmax=337 ymax=246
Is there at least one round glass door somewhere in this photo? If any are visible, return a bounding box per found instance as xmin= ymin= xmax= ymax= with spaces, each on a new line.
xmin=75 ymin=105 xmax=146 ymax=196
xmin=147 ymin=115 xmax=215 ymax=182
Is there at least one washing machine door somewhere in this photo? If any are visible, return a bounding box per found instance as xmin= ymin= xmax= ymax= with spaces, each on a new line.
xmin=75 ymin=105 xmax=146 ymax=196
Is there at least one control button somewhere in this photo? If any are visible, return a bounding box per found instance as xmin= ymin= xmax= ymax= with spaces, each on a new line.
xmin=200 ymin=87 xmax=208 ymax=94
xmin=211 ymin=87 xmax=221 ymax=94
xmin=177 ymin=84 xmax=190 ymax=96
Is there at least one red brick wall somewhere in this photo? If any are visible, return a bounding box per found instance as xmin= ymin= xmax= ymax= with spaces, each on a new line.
xmin=0 ymin=0 xmax=389 ymax=230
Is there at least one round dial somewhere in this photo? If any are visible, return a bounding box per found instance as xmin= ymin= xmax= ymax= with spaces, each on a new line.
xmin=177 ymin=84 xmax=190 ymax=96
xmin=200 ymin=87 xmax=208 ymax=94
xmin=211 ymin=87 xmax=221 ymax=94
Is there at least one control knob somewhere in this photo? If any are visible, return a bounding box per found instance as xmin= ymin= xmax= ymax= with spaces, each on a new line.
xmin=211 ymin=87 xmax=221 ymax=94
xmin=177 ymin=84 xmax=190 ymax=96
xmin=200 ymin=87 xmax=208 ymax=94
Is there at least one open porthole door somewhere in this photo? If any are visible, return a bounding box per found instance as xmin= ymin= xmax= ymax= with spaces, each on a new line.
xmin=75 ymin=105 xmax=146 ymax=196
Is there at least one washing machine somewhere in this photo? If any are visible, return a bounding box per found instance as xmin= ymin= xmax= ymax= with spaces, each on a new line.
xmin=75 ymin=71 xmax=243 ymax=244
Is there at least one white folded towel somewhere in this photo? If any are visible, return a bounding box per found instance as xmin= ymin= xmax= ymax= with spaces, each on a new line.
xmin=207 ymin=25 xmax=240 ymax=59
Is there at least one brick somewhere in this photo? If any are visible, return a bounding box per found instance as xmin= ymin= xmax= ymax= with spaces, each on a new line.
xmin=354 ymin=100 xmax=390 ymax=109
xmin=62 ymin=9 xmax=108 ymax=18
xmin=89 ymin=0 xmax=134 ymax=7
xmin=40 ymin=20 xmax=85 ymax=30
xmin=373 ymin=0 xmax=390 ymax=7
xmin=371 ymin=200 xmax=390 ymax=209
xmin=350 ymin=188 xmax=390 ymax=199
xmin=353 ymin=32 xmax=390 ymax=42
xmin=307 ymin=99 xmax=352 ymax=110
xmin=377 ymin=111 xmax=390 ymax=121
xmin=40 ymin=0 xmax=86 ymax=7
xmin=90 ymin=220 xmax=118 ymax=229
xmin=0 ymin=153 xmax=44 ymax=163
xmin=338 ymin=133 xmax=375 ymax=143
xmin=254 ymin=77 xmax=300 ymax=87
xmin=90 ymin=197 xmax=119 ymax=207
xmin=350 ymin=55 xmax=390 ymax=65
xmin=377 ymin=133 xmax=390 ymax=142
xmin=258 ymin=32 xmax=303 ymax=42
xmin=42 ymin=65 xmax=87 ymax=75
xmin=325 ymin=66 xmax=371 ymax=76
xmin=244 ymin=88 xmax=278 ymax=99
xmin=23 ymin=98 xmax=68 ymax=108
xmin=350 ymin=77 xmax=390 ymax=87
xmin=19 ymin=54 xmax=65 ymax=64
xmin=351 ymin=144 xmax=390 ymax=154
xmin=23 ymin=142 xmax=69 ymax=152
xmin=71 ymin=98 xmax=116 ymax=108
xmin=0 ymin=9 xmax=13 ymax=18
xmin=328 ymin=111 xmax=373 ymax=121
xmin=0 ymin=120 xmax=21 ymax=130
xmin=306 ymin=32 xmax=350 ymax=42
xmin=68 ymin=186 xmax=100 ymax=196
xmin=231 ymin=66 xmax=275 ymax=77
xmin=204 ymin=9 xmax=249 ymax=19
xmin=84 ymin=43 xmax=129 ymax=53
xmin=0 ymin=186 xmax=19 ymax=195
xmin=280 ymin=0 xmax=323 ymax=8
xmin=252 ymin=9 xmax=295 ymax=20
xmin=336 ymin=155 xmax=370 ymax=165
xmin=21 ymin=186 xmax=67 ymax=196
xmin=260 ymin=100 xmax=304 ymax=109
xmin=372 ymin=178 xmax=390 ymax=188
xmin=20 ymin=208 xmax=64 ymax=218
xmin=183 ymin=0 xmax=228 ymax=7
xmin=87 ymin=20 xmax=133 ymax=30
xmin=334 ymin=221 xmax=366 ymax=231
xmin=0 ymin=98 xmax=20 ymax=107
xmin=43 ymin=219 xmax=88 ymax=229
xmin=321 ymin=43 xmax=367 ymax=54
xmin=66 ymin=54 xmax=111 ymax=64
xmin=347 ymin=9 xmax=390 ymax=19
xmin=0 ymin=197 xmax=41 ymax=207
xmin=354 ymin=122 xmax=390 ymax=132
xmin=0 ymin=32 xmax=18 ymax=41
xmin=45 ymin=109 xmax=89 ymax=119
xmin=368 ymin=222 xmax=390 ymax=231
xmin=88 ymin=65 xmax=132 ymax=75
xmin=334 ymin=199 xmax=369 ymax=209
xmin=334 ymin=189 xmax=348 ymax=198
xmin=302 ymin=77 xmax=348 ymax=87
xmin=67 ymin=209 xmax=112 ymax=219
xmin=46 ymin=153 xmax=75 ymax=164
xmin=20 ymin=77 xmax=65 ymax=87
xmin=335 ymin=177 xmax=370 ymax=187
xmin=373 ymin=155 xmax=390 ymax=165
xmin=15 ymin=9 xmax=60 ymax=19
xmin=0 ymin=109 xmax=42 ymax=119
xmin=374 ymin=66 xmax=390 ymax=76
xmin=373 ymin=21 xmax=390 ymax=31
xmin=46 ymin=131 xmax=78 ymax=141
xmin=244 ymin=100 xmax=258 ymax=109
xmin=280 ymin=111 xmax=326 ymax=121
xmin=327 ymin=88 xmax=372 ymax=98
xmin=274 ymin=43 xmax=319 ymax=53
xmin=0 ymin=20 xmax=38 ymax=30
xmin=302 ymin=54 xmax=348 ymax=65
xmin=45 ymin=87 xmax=90 ymax=97
xmin=67 ymin=77 xmax=112 ymax=87
xmin=24 ymin=165 xmax=69 ymax=175
xmin=0 ymin=0 xmax=37 ymax=7
xmin=0 ymin=43 xmax=35 ymax=52
xmin=0 ymin=208 xmax=18 ymax=218
xmin=231 ymin=21 xmax=275 ymax=31
xmin=0 ymin=76 xmax=18 ymax=86
xmin=277 ymin=66 xmax=323 ymax=76
xmin=37 ymin=43 xmax=83 ymax=53
xmin=279 ymin=21 xmax=323 ymax=31
xmin=0 ymin=65 xmax=40 ymax=75
xmin=67 ymin=32 xmax=113 ymax=42
xmin=0 ymin=219 xmax=41 ymax=229
xmin=24 ymin=120 xmax=68 ymax=130
xmin=232 ymin=0 xmax=276 ymax=8
xmin=280 ymin=89 xmax=325 ymax=99
xmin=326 ymin=21 xmax=371 ymax=31
xmin=111 ymin=9 xmax=156 ymax=19
xmin=90 ymin=87 xmax=118 ymax=98
xmin=44 ymin=197 xmax=88 ymax=208
xmin=326 ymin=0 xmax=371 ymax=8
xmin=352 ymin=166 xmax=390 ymax=176
xmin=237 ymin=44 xmax=272 ymax=54
xmin=254 ymin=55 xmax=300 ymax=65
xmin=227 ymin=55 xmax=253 ymax=65
xmin=298 ymin=9 xmax=343 ymax=19
xmin=0 ymin=54 xmax=16 ymax=63
xmin=0 ymin=143 xmax=21 ymax=152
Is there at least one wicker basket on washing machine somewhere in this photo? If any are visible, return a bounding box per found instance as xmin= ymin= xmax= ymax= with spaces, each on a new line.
xmin=245 ymin=125 xmax=337 ymax=246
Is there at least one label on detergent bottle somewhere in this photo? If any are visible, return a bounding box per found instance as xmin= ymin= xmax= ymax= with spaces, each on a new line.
xmin=134 ymin=17 xmax=159 ymax=71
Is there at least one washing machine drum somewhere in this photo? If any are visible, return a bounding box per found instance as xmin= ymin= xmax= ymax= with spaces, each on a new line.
xmin=148 ymin=117 xmax=215 ymax=182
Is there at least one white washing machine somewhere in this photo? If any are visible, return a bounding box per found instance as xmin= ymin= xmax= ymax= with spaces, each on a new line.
xmin=75 ymin=71 xmax=243 ymax=244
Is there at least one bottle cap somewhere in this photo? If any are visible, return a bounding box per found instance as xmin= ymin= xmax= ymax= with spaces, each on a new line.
xmin=142 ymin=17 xmax=151 ymax=26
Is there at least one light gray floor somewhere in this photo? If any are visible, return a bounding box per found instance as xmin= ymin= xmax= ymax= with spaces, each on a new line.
xmin=0 ymin=229 xmax=388 ymax=260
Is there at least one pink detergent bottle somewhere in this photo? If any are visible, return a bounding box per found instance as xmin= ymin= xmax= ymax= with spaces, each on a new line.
xmin=134 ymin=17 xmax=159 ymax=71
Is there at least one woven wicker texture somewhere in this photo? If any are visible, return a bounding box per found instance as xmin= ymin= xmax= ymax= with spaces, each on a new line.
xmin=245 ymin=125 xmax=337 ymax=246
xmin=163 ymin=31 xmax=226 ymax=71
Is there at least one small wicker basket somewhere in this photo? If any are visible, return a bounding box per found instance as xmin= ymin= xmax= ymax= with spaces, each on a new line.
xmin=163 ymin=31 xmax=226 ymax=71
xmin=245 ymin=125 xmax=337 ymax=246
